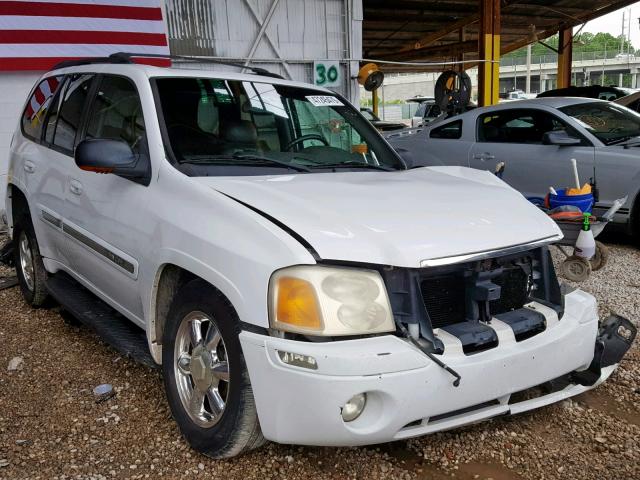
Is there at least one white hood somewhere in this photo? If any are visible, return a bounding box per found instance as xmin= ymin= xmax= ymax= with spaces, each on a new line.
xmin=195 ymin=166 xmax=562 ymax=268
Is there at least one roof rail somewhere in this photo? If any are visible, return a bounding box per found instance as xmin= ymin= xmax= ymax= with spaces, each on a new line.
xmin=51 ymin=52 xmax=133 ymax=70
xmin=117 ymin=52 xmax=285 ymax=79
xmin=51 ymin=52 xmax=284 ymax=79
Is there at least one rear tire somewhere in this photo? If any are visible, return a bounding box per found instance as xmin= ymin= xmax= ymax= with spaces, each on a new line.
xmin=13 ymin=216 xmax=49 ymax=307
xmin=162 ymin=279 xmax=265 ymax=458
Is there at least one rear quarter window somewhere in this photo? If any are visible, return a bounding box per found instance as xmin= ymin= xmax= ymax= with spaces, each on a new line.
xmin=21 ymin=76 xmax=64 ymax=141
xmin=430 ymin=120 xmax=462 ymax=139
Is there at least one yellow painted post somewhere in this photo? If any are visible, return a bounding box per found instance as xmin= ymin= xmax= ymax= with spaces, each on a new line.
xmin=557 ymin=27 xmax=573 ymax=89
xmin=479 ymin=0 xmax=500 ymax=106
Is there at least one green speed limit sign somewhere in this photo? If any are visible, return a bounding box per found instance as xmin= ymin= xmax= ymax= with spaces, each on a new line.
xmin=314 ymin=61 xmax=340 ymax=87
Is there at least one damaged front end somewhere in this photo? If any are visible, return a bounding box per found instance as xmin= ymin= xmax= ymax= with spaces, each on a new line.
xmin=381 ymin=245 xmax=636 ymax=386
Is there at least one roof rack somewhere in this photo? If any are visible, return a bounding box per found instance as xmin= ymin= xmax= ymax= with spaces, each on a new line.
xmin=51 ymin=52 xmax=284 ymax=79
xmin=52 ymin=53 xmax=132 ymax=70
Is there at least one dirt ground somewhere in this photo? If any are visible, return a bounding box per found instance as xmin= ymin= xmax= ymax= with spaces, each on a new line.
xmin=0 ymin=235 xmax=638 ymax=480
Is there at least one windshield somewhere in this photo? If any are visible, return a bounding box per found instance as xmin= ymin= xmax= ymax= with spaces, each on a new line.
xmin=155 ymin=77 xmax=404 ymax=175
xmin=559 ymin=102 xmax=640 ymax=145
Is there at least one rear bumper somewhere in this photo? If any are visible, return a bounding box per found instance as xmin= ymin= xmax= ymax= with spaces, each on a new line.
xmin=240 ymin=290 xmax=625 ymax=446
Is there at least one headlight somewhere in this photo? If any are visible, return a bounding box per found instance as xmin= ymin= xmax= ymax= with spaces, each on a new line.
xmin=269 ymin=265 xmax=395 ymax=336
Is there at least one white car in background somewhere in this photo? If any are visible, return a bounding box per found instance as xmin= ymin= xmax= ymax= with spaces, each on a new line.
xmin=5 ymin=57 xmax=635 ymax=458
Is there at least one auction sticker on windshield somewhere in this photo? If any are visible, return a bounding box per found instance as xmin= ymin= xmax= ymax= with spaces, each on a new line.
xmin=306 ymin=96 xmax=344 ymax=107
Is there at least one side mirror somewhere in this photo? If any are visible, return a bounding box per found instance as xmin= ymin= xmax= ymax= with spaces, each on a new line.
xmin=75 ymin=139 xmax=150 ymax=185
xmin=542 ymin=130 xmax=582 ymax=146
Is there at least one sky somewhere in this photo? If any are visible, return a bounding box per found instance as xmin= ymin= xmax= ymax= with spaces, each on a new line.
xmin=582 ymin=3 xmax=640 ymax=48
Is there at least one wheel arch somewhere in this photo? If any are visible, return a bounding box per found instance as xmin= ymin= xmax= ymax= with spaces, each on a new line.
xmin=6 ymin=183 xmax=30 ymax=237
xmin=147 ymin=260 xmax=248 ymax=365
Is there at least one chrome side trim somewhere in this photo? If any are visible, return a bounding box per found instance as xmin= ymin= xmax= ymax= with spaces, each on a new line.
xmin=62 ymin=223 xmax=135 ymax=274
xmin=41 ymin=210 xmax=62 ymax=229
xmin=420 ymin=235 xmax=562 ymax=267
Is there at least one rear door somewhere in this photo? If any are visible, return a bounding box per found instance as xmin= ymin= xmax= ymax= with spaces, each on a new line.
xmin=468 ymin=108 xmax=595 ymax=200
xmin=63 ymin=74 xmax=151 ymax=321
xmin=16 ymin=74 xmax=90 ymax=266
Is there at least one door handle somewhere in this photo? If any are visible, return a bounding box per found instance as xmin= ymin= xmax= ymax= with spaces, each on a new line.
xmin=69 ymin=179 xmax=83 ymax=196
xmin=473 ymin=153 xmax=496 ymax=161
xmin=23 ymin=161 xmax=35 ymax=174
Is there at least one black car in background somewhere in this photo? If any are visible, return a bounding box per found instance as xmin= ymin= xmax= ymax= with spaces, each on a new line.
xmin=538 ymin=85 xmax=635 ymax=101
xmin=360 ymin=108 xmax=406 ymax=131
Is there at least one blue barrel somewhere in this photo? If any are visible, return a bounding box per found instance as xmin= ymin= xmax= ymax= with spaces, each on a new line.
xmin=548 ymin=188 xmax=594 ymax=213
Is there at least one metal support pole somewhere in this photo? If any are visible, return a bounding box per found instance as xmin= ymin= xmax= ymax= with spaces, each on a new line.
xmin=557 ymin=26 xmax=572 ymax=89
xmin=372 ymin=89 xmax=379 ymax=117
xmin=526 ymin=44 xmax=532 ymax=94
xmin=458 ymin=27 xmax=466 ymax=72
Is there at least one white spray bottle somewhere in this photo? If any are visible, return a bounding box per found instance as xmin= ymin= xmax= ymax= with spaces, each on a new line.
xmin=575 ymin=212 xmax=596 ymax=260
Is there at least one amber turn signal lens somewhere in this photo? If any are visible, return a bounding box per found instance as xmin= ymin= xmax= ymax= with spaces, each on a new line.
xmin=276 ymin=277 xmax=322 ymax=330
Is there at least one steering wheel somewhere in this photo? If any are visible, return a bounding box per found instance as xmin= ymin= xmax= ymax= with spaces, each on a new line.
xmin=285 ymin=134 xmax=329 ymax=151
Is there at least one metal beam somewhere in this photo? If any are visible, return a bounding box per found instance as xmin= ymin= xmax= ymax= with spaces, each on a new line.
xmin=243 ymin=0 xmax=280 ymax=68
xmin=241 ymin=0 xmax=294 ymax=79
xmin=373 ymin=40 xmax=479 ymax=62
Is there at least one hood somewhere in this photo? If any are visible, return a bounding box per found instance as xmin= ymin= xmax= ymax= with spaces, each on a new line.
xmin=194 ymin=167 xmax=562 ymax=268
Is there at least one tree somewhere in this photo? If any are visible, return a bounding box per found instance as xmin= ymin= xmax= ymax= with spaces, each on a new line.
xmin=504 ymin=31 xmax=635 ymax=60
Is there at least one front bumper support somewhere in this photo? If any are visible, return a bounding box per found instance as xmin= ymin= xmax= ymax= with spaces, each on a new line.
xmin=573 ymin=314 xmax=637 ymax=386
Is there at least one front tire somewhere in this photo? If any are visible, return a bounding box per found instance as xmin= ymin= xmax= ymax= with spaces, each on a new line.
xmin=162 ymin=279 xmax=264 ymax=458
xmin=13 ymin=216 xmax=49 ymax=307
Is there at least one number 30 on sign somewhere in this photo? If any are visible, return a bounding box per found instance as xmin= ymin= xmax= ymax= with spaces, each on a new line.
xmin=314 ymin=61 xmax=340 ymax=87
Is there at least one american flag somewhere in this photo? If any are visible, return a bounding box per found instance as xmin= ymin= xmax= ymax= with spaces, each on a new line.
xmin=0 ymin=0 xmax=170 ymax=71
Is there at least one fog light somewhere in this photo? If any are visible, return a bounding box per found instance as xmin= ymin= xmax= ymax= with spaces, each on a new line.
xmin=341 ymin=393 xmax=367 ymax=422
xmin=277 ymin=350 xmax=318 ymax=370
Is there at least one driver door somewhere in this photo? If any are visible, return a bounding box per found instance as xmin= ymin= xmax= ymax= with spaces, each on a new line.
xmin=468 ymin=108 xmax=595 ymax=200
xmin=63 ymin=74 xmax=151 ymax=321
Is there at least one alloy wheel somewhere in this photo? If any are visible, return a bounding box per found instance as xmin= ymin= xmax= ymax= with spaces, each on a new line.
xmin=174 ymin=311 xmax=230 ymax=428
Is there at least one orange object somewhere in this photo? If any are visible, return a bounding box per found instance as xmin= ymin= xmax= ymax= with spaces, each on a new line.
xmin=566 ymin=183 xmax=592 ymax=196
xmin=351 ymin=144 xmax=368 ymax=154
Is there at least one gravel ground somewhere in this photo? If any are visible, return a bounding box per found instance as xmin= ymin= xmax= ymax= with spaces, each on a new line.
xmin=0 ymin=233 xmax=638 ymax=480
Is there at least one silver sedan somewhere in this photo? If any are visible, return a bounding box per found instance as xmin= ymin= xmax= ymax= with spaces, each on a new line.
xmin=387 ymin=97 xmax=640 ymax=237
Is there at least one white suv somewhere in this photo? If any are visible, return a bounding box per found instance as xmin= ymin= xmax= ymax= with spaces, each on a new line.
xmin=4 ymin=56 xmax=635 ymax=458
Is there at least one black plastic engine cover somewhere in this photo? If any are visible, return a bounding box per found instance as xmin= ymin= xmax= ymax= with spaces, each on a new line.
xmin=442 ymin=322 xmax=498 ymax=354
xmin=495 ymin=308 xmax=546 ymax=342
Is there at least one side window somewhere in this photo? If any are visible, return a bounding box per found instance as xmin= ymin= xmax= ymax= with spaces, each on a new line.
xmin=430 ymin=120 xmax=462 ymax=139
xmin=21 ymin=76 xmax=64 ymax=141
xmin=478 ymin=109 xmax=567 ymax=144
xmin=85 ymin=76 xmax=147 ymax=153
xmin=53 ymin=74 xmax=94 ymax=152
xmin=44 ymin=77 xmax=68 ymax=144
xmin=415 ymin=104 xmax=426 ymax=118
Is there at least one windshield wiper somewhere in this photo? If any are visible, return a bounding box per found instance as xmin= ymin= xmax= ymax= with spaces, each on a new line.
xmin=180 ymin=154 xmax=311 ymax=172
xmin=310 ymin=161 xmax=396 ymax=171
xmin=606 ymin=135 xmax=640 ymax=146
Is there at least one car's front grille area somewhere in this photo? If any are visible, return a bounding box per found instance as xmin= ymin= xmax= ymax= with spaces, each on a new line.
xmin=490 ymin=266 xmax=529 ymax=315
xmin=420 ymin=264 xmax=530 ymax=330
xmin=420 ymin=273 xmax=466 ymax=328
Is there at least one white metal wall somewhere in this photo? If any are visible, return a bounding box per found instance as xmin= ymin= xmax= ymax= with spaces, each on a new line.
xmin=0 ymin=72 xmax=40 ymax=221
xmin=164 ymin=0 xmax=362 ymax=104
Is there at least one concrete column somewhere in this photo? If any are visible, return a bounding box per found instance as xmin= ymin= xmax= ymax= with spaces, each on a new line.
xmin=479 ymin=0 xmax=500 ymax=106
